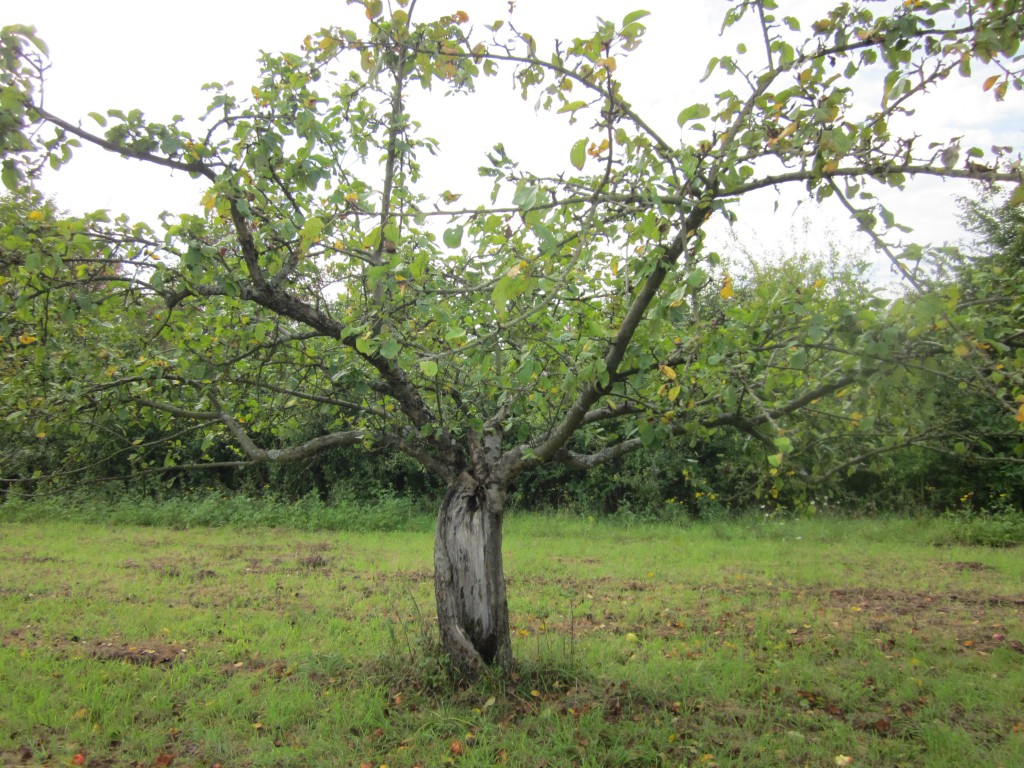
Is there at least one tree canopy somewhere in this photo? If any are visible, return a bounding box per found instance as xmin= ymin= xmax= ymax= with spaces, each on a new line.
xmin=2 ymin=0 xmax=1023 ymax=673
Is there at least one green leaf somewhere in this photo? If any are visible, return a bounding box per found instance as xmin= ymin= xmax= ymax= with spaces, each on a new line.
xmin=355 ymin=335 xmax=377 ymax=355
xmin=5 ymin=24 xmax=48 ymax=55
xmin=444 ymin=326 xmax=467 ymax=341
xmin=1010 ymin=183 xmax=1024 ymax=207
xmin=638 ymin=422 xmax=656 ymax=447
xmin=701 ymin=57 xmax=719 ymax=82
xmin=677 ymin=103 xmax=711 ymax=126
xmin=410 ymin=251 xmax=429 ymax=279
xmin=443 ymin=226 xmax=464 ymax=248
xmin=557 ymin=100 xmax=587 ymax=115
xmin=362 ymin=226 xmax=382 ymax=249
xmin=685 ymin=267 xmax=709 ymax=288
xmin=807 ymin=324 xmax=827 ymax=343
xmin=299 ymin=216 xmax=324 ymax=250
xmin=1 ymin=161 xmax=20 ymax=191
xmin=380 ymin=338 xmax=400 ymax=359
xmin=570 ymin=138 xmax=588 ymax=171
xmin=419 ymin=360 xmax=438 ymax=377
xmin=622 ymin=10 xmax=651 ymax=26
xmin=491 ymin=275 xmax=515 ymax=319
xmin=512 ymin=183 xmax=541 ymax=210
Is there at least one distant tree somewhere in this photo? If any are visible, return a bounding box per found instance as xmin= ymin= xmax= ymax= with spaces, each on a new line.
xmin=891 ymin=192 xmax=1024 ymax=509
xmin=2 ymin=2 xmax=1023 ymax=676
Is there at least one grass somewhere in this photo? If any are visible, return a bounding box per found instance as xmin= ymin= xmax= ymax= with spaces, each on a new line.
xmin=0 ymin=507 xmax=1022 ymax=767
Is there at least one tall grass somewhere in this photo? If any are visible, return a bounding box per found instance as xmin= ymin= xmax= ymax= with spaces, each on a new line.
xmin=0 ymin=489 xmax=436 ymax=532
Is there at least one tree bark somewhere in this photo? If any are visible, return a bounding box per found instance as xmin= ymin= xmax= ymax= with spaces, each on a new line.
xmin=433 ymin=472 xmax=513 ymax=677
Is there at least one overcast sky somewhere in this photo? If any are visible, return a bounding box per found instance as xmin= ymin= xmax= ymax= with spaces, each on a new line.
xmin=8 ymin=0 xmax=1024 ymax=272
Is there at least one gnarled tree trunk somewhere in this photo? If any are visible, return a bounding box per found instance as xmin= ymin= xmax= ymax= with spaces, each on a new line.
xmin=433 ymin=472 xmax=512 ymax=677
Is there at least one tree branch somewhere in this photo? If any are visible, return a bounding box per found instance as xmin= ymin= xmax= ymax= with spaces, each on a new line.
xmin=31 ymin=104 xmax=216 ymax=181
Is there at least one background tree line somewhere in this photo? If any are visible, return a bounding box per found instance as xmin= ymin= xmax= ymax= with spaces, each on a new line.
xmin=4 ymin=191 xmax=1021 ymax=519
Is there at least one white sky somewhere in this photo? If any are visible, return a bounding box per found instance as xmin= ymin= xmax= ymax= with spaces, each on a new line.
xmin=8 ymin=0 xmax=1024 ymax=273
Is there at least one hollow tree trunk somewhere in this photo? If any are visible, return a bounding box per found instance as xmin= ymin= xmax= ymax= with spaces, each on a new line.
xmin=434 ymin=472 xmax=513 ymax=677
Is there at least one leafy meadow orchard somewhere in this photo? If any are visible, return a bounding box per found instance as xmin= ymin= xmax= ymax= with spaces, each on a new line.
xmin=2 ymin=0 xmax=1024 ymax=675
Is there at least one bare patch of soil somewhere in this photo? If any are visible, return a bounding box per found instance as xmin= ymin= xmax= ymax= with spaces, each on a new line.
xmin=0 ymin=746 xmax=35 ymax=766
xmin=1 ymin=628 xmax=189 ymax=666
xmin=511 ymin=581 xmax=1024 ymax=651
xmin=88 ymin=640 xmax=189 ymax=665
xmin=943 ymin=560 xmax=997 ymax=572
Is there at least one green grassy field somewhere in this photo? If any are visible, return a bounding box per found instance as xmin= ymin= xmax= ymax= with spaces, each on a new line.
xmin=1 ymin=511 xmax=1022 ymax=767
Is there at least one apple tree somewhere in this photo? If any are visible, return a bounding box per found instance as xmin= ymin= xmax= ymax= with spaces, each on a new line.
xmin=2 ymin=1 xmax=1023 ymax=675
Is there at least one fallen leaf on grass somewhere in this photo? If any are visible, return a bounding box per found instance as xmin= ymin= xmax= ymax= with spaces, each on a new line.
xmin=835 ymin=756 xmax=854 ymax=767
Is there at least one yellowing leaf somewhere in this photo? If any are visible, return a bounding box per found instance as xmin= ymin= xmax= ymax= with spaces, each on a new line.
xmin=18 ymin=334 xmax=37 ymax=344
xmin=27 ymin=210 xmax=44 ymax=221
xmin=813 ymin=278 xmax=826 ymax=290
xmin=769 ymin=121 xmax=798 ymax=146
xmin=598 ymin=57 xmax=617 ymax=72
xmin=587 ymin=138 xmax=610 ymax=157
xmin=36 ymin=432 xmax=47 ymax=439
xmin=720 ymin=275 xmax=735 ymax=300
xmin=201 ymin=191 xmax=217 ymax=212
xmin=659 ymin=364 xmax=677 ymax=380
xmin=1015 ymin=403 xmax=1024 ymax=424
xmin=983 ymin=74 xmax=1000 ymax=92
xmin=953 ymin=343 xmax=970 ymax=357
